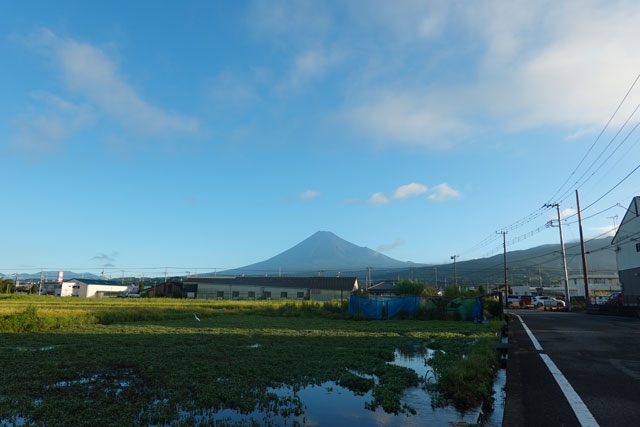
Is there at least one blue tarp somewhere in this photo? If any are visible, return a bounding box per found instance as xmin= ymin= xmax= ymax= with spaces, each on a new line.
xmin=348 ymin=296 xmax=419 ymax=319
xmin=471 ymin=298 xmax=483 ymax=322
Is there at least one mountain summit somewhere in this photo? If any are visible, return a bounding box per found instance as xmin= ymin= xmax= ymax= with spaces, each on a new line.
xmin=220 ymin=231 xmax=422 ymax=276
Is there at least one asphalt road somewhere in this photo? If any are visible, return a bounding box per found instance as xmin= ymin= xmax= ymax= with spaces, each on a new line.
xmin=502 ymin=309 xmax=640 ymax=427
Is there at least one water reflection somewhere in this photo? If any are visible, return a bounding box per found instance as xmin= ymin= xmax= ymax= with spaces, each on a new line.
xmin=157 ymin=346 xmax=505 ymax=426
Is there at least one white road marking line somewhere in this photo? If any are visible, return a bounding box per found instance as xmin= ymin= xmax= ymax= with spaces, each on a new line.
xmin=540 ymin=354 xmax=600 ymax=427
xmin=515 ymin=314 xmax=543 ymax=351
xmin=515 ymin=314 xmax=600 ymax=427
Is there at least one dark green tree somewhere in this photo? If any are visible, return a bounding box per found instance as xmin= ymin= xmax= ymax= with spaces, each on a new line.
xmin=443 ymin=284 xmax=462 ymax=297
xmin=394 ymin=279 xmax=426 ymax=296
xmin=1 ymin=278 xmax=14 ymax=294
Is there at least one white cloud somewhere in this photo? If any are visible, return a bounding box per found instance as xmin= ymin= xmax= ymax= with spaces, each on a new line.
xmin=547 ymin=207 xmax=577 ymax=220
xmin=91 ymin=251 xmax=119 ymax=267
xmin=332 ymin=1 xmax=640 ymax=148
xmin=300 ymin=190 xmax=320 ymax=201
xmin=276 ymin=48 xmax=345 ymax=93
xmin=368 ymin=192 xmax=389 ymax=205
xmin=376 ymin=238 xmax=405 ymax=252
xmin=208 ymin=69 xmax=262 ymax=110
xmin=295 ymin=50 xmax=334 ymax=79
xmin=428 ymin=183 xmax=461 ymax=201
xmin=344 ymin=92 xmax=467 ymax=149
xmin=590 ymin=225 xmax=617 ymax=238
xmin=393 ymin=182 xmax=428 ymax=199
xmin=12 ymin=91 xmax=94 ymax=154
xmin=26 ymin=29 xmax=199 ymax=137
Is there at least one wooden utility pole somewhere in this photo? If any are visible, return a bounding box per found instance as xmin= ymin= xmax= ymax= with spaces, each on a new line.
xmin=497 ymin=231 xmax=508 ymax=296
xmin=450 ymin=255 xmax=459 ymax=289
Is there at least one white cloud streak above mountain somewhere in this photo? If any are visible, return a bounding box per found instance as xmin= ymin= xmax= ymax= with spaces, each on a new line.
xmin=393 ymin=182 xmax=428 ymax=199
xmin=250 ymin=0 xmax=640 ymax=149
xmin=24 ymin=29 xmax=199 ymax=137
xmin=428 ymin=183 xmax=461 ymax=202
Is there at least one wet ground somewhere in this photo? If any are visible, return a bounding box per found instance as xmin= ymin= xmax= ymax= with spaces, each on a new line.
xmin=153 ymin=347 xmax=505 ymax=426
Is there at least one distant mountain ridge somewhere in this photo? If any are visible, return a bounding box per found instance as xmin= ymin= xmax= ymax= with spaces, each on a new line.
xmin=2 ymin=232 xmax=618 ymax=286
xmin=219 ymin=232 xmax=617 ymax=286
xmin=218 ymin=231 xmax=425 ymax=276
xmin=404 ymin=237 xmax=618 ymax=287
xmin=0 ymin=271 xmax=102 ymax=281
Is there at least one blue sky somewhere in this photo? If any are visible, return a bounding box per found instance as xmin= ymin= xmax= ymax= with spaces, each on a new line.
xmin=2 ymin=0 xmax=640 ymax=278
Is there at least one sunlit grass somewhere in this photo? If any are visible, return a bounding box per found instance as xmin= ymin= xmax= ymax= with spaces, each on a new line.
xmin=0 ymin=295 xmax=501 ymax=426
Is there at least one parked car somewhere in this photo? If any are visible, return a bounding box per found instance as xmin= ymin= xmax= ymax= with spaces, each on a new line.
xmin=507 ymin=295 xmax=521 ymax=307
xmin=532 ymin=296 xmax=566 ymax=310
xmin=605 ymin=292 xmax=623 ymax=306
xmin=117 ymin=292 xmax=140 ymax=298
xmin=520 ymin=295 xmax=533 ymax=307
xmin=593 ymin=295 xmax=609 ymax=305
xmin=506 ymin=295 xmax=534 ymax=308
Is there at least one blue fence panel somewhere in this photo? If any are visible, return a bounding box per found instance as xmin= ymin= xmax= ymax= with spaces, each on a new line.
xmin=349 ymin=296 xmax=421 ymax=319
xmin=348 ymin=296 xmax=384 ymax=319
xmin=386 ymin=296 xmax=419 ymax=318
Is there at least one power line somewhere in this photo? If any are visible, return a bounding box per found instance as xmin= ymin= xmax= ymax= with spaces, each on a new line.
xmin=460 ymin=72 xmax=640 ymax=259
xmin=547 ymin=72 xmax=640 ymax=206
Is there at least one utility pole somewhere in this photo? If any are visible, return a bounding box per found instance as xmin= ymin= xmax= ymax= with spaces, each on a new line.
xmin=539 ymin=267 xmax=542 ymax=288
xmin=434 ymin=267 xmax=438 ymax=290
xmin=545 ymin=203 xmax=571 ymax=311
xmin=450 ymin=255 xmax=458 ymax=289
xmin=497 ymin=231 xmax=508 ymax=296
xmin=576 ymin=190 xmax=590 ymax=304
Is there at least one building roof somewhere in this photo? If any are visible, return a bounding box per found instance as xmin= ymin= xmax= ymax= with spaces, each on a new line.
xmin=185 ymin=276 xmax=358 ymax=291
xmin=367 ymin=281 xmax=396 ymax=294
xmin=66 ymin=278 xmax=124 ymax=286
xmin=611 ymin=196 xmax=640 ymax=245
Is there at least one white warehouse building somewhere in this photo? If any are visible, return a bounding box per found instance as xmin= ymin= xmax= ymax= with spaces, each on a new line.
xmin=59 ymin=279 xmax=130 ymax=298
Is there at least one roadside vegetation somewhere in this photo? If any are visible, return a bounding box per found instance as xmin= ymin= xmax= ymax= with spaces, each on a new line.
xmin=0 ymin=295 xmax=502 ymax=426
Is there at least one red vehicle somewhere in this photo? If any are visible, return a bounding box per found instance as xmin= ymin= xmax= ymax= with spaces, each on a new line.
xmin=605 ymin=292 xmax=623 ymax=307
xmin=520 ymin=295 xmax=532 ymax=307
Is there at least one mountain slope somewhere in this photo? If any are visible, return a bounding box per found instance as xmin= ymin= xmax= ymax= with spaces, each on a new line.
xmin=402 ymin=237 xmax=617 ymax=287
xmin=220 ymin=231 xmax=423 ymax=276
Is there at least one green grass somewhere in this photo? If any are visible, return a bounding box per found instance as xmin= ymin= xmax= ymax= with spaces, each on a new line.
xmin=0 ymin=296 xmax=501 ymax=426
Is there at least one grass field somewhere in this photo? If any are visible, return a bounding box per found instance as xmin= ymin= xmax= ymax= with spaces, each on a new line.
xmin=0 ymin=296 xmax=502 ymax=426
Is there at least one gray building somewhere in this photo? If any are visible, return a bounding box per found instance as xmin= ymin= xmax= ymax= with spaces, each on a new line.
xmin=185 ymin=276 xmax=358 ymax=301
xmin=611 ymin=196 xmax=640 ymax=306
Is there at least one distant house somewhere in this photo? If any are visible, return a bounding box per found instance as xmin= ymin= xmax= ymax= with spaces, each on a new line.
xmin=185 ymin=276 xmax=359 ymax=301
xmin=146 ymin=279 xmax=197 ymax=298
xmin=367 ymin=281 xmax=397 ymax=296
xmin=611 ymin=196 xmax=640 ymax=306
xmin=60 ymin=279 xmax=129 ymax=298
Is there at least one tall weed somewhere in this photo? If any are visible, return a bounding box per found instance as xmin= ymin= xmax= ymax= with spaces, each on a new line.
xmin=0 ymin=305 xmax=41 ymax=332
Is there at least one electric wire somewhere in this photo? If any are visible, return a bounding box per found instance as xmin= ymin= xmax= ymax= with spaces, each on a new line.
xmin=458 ymin=71 xmax=640 ymax=261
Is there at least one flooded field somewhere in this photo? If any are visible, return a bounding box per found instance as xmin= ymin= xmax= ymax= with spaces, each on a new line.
xmin=0 ymin=298 xmax=504 ymax=426
xmin=141 ymin=347 xmax=506 ymax=426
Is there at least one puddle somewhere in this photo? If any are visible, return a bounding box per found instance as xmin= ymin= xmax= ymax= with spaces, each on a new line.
xmin=7 ymin=345 xmax=57 ymax=352
xmin=2 ymin=347 xmax=505 ymax=426
xmin=147 ymin=346 xmax=506 ymax=426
